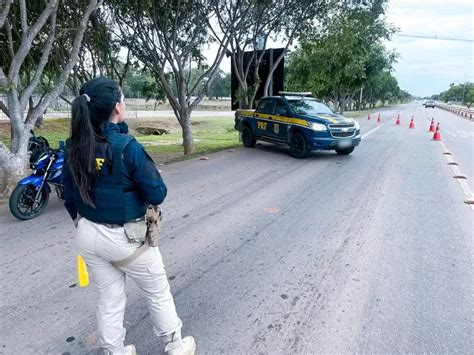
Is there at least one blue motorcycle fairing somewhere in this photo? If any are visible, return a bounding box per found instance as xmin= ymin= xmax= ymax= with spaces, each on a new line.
xmin=18 ymin=175 xmax=51 ymax=192
xmin=49 ymin=172 xmax=62 ymax=184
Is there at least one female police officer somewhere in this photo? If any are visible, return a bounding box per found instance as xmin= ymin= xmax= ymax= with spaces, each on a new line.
xmin=62 ymin=77 xmax=196 ymax=355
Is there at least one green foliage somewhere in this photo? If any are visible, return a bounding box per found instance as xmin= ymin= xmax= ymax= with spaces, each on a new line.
xmin=0 ymin=2 xmax=117 ymax=95
xmin=208 ymin=71 xmax=231 ymax=99
xmin=121 ymin=69 xmax=166 ymax=102
xmin=286 ymin=0 xmax=409 ymax=111
xmin=0 ymin=116 xmax=240 ymax=164
xmin=435 ymin=82 xmax=473 ymax=105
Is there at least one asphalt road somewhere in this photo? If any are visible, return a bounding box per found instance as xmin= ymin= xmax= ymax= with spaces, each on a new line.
xmin=0 ymin=103 xmax=472 ymax=354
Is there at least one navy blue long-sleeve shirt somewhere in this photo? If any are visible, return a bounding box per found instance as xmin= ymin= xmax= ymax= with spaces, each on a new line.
xmin=62 ymin=122 xmax=167 ymax=221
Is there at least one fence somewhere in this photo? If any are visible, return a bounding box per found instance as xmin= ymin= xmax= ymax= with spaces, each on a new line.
xmin=0 ymin=95 xmax=74 ymax=121
xmin=436 ymin=103 xmax=473 ymax=120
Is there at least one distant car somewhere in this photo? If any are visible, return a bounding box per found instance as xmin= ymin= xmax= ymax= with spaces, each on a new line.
xmin=424 ymin=100 xmax=435 ymax=108
xmin=447 ymin=101 xmax=453 ymax=105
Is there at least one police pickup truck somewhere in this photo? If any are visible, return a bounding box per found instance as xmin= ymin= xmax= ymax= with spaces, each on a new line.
xmin=234 ymin=92 xmax=361 ymax=158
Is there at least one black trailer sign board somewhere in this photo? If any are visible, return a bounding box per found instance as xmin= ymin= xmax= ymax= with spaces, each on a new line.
xmin=230 ymin=48 xmax=285 ymax=110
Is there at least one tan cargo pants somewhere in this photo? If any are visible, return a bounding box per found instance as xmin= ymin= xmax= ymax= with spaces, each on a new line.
xmin=76 ymin=217 xmax=182 ymax=354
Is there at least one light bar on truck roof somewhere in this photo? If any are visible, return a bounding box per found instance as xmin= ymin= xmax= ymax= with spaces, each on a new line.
xmin=278 ymin=91 xmax=313 ymax=97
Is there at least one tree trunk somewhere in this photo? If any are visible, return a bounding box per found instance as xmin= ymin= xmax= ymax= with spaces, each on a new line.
xmin=0 ymin=127 xmax=29 ymax=197
xmin=34 ymin=114 xmax=44 ymax=128
xmin=237 ymin=82 xmax=250 ymax=109
xmin=339 ymin=95 xmax=346 ymax=114
xmin=0 ymin=153 xmax=25 ymax=197
xmin=180 ymin=110 xmax=193 ymax=155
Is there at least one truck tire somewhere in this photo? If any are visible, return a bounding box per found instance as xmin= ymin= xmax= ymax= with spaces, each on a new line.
xmin=289 ymin=131 xmax=309 ymax=159
xmin=335 ymin=147 xmax=355 ymax=155
xmin=242 ymin=125 xmax=256 ymax=148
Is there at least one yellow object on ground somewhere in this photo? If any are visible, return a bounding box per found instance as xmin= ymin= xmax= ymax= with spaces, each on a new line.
xmin=77 ymin=255 xmax=89 ymax=287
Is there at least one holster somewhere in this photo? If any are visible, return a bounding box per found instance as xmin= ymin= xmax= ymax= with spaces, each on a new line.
xmin=111 ymin=205 xmax=162 ymax=267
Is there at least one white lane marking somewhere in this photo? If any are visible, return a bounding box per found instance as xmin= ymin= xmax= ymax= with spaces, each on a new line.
xmin=459 ymin=179 xmax=474 ymax=199
xmin=439 ymin=140 xmax=474 ymax=210
xmin=452 ymin=165 xmax=463 ymax=176
xmin=362 ymin=125 xmax=384 ymax=140
xmin=446 ymin=155 xmax=456 ymax=163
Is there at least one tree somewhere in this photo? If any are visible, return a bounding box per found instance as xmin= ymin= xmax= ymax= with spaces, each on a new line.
xmin=436 ymin=82 xmax=473 ymax=105
xmin=212 ymin=0 xmax=278 ymax=109
xmin=110 ymin=0 xmax=235 ymax=154
xmin=0 ymin=0 xmax=102 ymax=194
xmin=59 ymin=7 xmax=132 ymax=103
xmin=261 ymin=0 xmax=333 ymax=97
xmin=208 ymin=70 xmax=231 ymax=99
xmin=286 ymin=0 xmax=396 ymax=112
xmin=121 ymin=68 xmax=166 ymax=103
xmin=211 ymin=0 xmax=332 ymax=108
xmin=24 ymin=5 xmax=133 ymax=110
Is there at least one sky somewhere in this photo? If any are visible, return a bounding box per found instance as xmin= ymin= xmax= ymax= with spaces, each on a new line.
xmin=214 ymin=0 xmax=473 ymax=98
xmin=384 ymin=0 xmax=473 ymax=97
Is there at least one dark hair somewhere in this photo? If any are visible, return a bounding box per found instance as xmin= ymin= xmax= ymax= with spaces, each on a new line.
xmin=68 ymin=77 xmax=122 ymax=207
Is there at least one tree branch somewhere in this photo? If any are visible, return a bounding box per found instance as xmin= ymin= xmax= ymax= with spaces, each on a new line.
xmin=0 ymin=0 xmax=12 ymax=28
xmin=0 ymin=141 xmax=14 ymax=166
xmin=18 ymin=0 xmax=28 ymax=35
xmin=4 ymin=18 xmax=14 ymax=59
xmin=19 ymin=1 xmax=58 ymax=112
xmin=0 ymin=99 xmax=10 ymax=118
xmin=0 ymin=67 xmax=6 ymax=87
xmin=8 ymin=0 xmax=58 ymax=86
xmin=26 ymin=0 xmax=102 ymax=125
xmin=59 ymin=94 xmax=72 ymax=106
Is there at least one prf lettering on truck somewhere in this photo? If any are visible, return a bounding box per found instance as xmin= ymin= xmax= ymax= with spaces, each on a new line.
xmin=257 ymin=121 xmax=267 ymax=130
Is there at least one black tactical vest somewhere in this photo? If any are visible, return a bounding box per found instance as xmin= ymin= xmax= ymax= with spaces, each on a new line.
xmin=74 ymin=133 xmax=148 ymax=224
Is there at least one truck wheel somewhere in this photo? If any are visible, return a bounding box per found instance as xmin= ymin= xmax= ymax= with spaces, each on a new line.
xmin=242 ymin=126 xmax=256 ymax=148
xmin=335 ymin=147 xmax=355 ymax=155
xmin=289 ymin=131 xmax=309 ymax=159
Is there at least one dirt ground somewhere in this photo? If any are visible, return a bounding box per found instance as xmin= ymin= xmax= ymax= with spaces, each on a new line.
xmin=0 ymin=121 xmax=10 ymax=137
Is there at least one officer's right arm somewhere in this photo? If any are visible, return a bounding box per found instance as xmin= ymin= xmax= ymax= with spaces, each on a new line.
xmin=126 ymin=142 xmax=167 ymax=205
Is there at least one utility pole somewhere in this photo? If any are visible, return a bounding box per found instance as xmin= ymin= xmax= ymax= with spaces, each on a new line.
xmin=462 ymin=82 xmax=466 ymax=105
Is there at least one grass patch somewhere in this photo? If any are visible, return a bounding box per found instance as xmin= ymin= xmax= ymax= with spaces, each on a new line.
xmin=0 ymin=118 xmax=70 ymax=149
xmin=0 ymin=116 xmax=240 ymax=164
xmin=136 ymin=116 xmax=240 ymax=163
xmin=343 ymin=108 xmax=390 ymax=119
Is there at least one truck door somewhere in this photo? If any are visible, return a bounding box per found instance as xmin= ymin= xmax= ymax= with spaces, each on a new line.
xmin=271 ymin=99 xmax=289 ymax=140
xmin=254 ymin=99 xmax=274 ymax=137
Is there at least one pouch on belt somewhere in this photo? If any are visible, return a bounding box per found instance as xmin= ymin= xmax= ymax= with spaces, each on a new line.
xmin=111 ymin=205 xmax=162 ymax=268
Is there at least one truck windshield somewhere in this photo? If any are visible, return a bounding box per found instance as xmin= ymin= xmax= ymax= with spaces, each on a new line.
xmin=288 ymin=99 xmax=333 ymax=115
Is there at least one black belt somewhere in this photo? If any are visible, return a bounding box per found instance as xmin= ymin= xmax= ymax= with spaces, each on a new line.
xmin=99 ymin=216 xmax=144 ymax=229
xmin=101 ymin=223 xmax=123 ymax=228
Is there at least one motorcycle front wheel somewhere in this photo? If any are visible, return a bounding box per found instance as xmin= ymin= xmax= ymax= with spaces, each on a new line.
xmin=9 ymin=184 xmax=49 ymax=220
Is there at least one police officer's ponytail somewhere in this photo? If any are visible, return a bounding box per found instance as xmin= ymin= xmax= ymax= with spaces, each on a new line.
xmin=68 ymin=77 xmax=122 ymax=207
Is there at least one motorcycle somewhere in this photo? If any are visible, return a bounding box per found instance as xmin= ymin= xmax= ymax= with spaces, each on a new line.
xmin=9 ymin=133 xmax=65 ymax=220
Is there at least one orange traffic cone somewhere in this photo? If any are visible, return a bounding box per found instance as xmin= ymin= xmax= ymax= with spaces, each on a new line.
xmin=409 ymin=116 xmax=415 ymax=129
xmin=432 ymin=123 xmax=441 ymax=141
xmin=377 ymin=114 xmax=381 ymax=123
xmin=367 ymin=113 xmax=371 ymax=121
xmin=396 ymin=116 xmax=400 ymax=125
xmin=428 ymin=118 xmax=435 ymax=132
